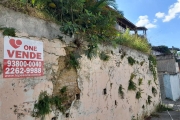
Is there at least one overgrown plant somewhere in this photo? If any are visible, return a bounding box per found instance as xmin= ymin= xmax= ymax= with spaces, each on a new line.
xmin=156 ymin=104 xmax=173 ymax=112
xmin=138 ymin=78 xmax=143 ymax=86
xmin=152 ymin=86 xmax=157 ymax=97
xmin=136 ymin=89 xmax=143 ymax=99
xmin=0 ymin=27 xmax=16 ymax=36
xmin=148 ymin=55 xmax=157 ymax=81
xmin=32 ymin=86 xmax=68 ymax=119
xmin=128 ymin=56 xmax=136 ymax=66
xmin=128 ymin=73 xmax=137 ymax=91
xmin=114 ymin=30 xmax=151 ymax=54
xmin=140 ymin=61 xmax=144 ymax=66
xmin=148 ymin=80 xmax=151 ymax=86
xmin=147 ymin=95 xmax=152 ymax=105
xmin=99 ymin=51 xmax=110 ymax=61
xmin=121 ymin=51 xmax=126 ymax=59
xmin=118 ymin=84 xmax=124 ymax=99
xmin=66 ymin=52 xmax=81 ymax=69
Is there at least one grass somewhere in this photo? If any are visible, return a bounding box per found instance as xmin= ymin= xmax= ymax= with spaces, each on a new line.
xmin=156 ymin=104 xmax=173 ymax=112
xmin=115 ymin=30 xmax=151 ymax=54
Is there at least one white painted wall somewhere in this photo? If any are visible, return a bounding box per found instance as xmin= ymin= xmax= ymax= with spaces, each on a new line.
xmin=163 ymin=74 xmax=180 ymax=101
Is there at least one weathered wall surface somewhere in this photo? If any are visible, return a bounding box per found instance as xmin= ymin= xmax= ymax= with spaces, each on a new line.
xmin=0 ymin=6 xmax=161 ymax=120
xmin=156 ymin=55 xmax=179 ymax=73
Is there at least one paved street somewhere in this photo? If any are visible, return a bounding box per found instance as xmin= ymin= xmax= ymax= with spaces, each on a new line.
xmin=151 ymin=99 xmax=180 ymax=120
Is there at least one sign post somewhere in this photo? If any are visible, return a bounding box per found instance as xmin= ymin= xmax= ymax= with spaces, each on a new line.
xmin=3 ymin=36 xmax=43 ymax=78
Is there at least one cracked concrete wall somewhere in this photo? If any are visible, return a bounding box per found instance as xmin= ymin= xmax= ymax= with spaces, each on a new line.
xmin=0 ymin=6 xmax=161 ymax=120
xmin=67 ymin=47 xmax=161 ymax=120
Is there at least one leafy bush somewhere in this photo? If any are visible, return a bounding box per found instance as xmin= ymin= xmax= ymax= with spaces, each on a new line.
xmin=32 ymin=86 xmax=68 ymax=119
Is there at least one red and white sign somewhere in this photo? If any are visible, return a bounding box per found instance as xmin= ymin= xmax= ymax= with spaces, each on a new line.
xmin=3 ymin=36 xmax=43 ymax=78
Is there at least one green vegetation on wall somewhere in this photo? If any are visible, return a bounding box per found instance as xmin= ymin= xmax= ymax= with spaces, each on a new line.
xmin=128 ymin=56 xmax=136 ymax=66
xmin=128 ymin=73 xmax=137 ymax=91
xmin=32 ymin=86 xmax=68 ymax=119
xmin=99 ymin=51 xmax=110 ymax=61
xmin=0 ymin=27 xmax=16 ymax=36
xmin=136 ymin=89 xmax=143 ymax=99
xmin=118 ymin=84 xmax=124 ymax=99
xmin=1 ymin=0 xmax=151 ymax=57
xmin=138 ymin=78 xmax=143 ymax=86
xmin=148 ymin=55 xmax=157 ymax=82
xmin=152 ymin=86 xmax=157 ymax=97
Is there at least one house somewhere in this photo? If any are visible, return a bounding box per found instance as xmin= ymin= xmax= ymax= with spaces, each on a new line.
xmin=152 ymin=46 xmax=180 ymax=101
xmin=116 ymin=17 xmax=147 ymax=37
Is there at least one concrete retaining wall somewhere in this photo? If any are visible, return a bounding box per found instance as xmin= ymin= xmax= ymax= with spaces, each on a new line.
xmin=0 ymin=5 xmax=161 ymax=120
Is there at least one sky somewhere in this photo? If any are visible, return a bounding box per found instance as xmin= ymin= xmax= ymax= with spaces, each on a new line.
xmin=116 ymin=0 xmax=180 ymax=48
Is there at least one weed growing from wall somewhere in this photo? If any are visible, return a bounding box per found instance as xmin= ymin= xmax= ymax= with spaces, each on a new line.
xmin=32 ymin=86 xmax=68 ymax=119
xmin=152 ymin=86 xmax=157 ymax=97
xmin=118 ymin=84 xmax=124 ymax=99
xmin=148 ymin=55 xmax=157 ymax=82
xmin=148 ymin=80 xmax=151 ymax=86
xmin=121 ymin=52 xmax=126 ymax=59
xmin=136 ymin=89 xmax=143 ymax=99
xmin=140 ymin=61 xmax=144 ymax=66
xmin=147 ymin=95 xmax=152 ymax=105
xmin=85 ymin=44 xmax=98 ymax=60
xmin=32 ymin=91 xmax=51 ymax=119
xmin=99 ymin=52 xmax=110 ymax=61
xmin=128 ymin=56 xmax=136 ymax=66
xmin=66 ymin=52 xmax=81 ymax=69
xmin=128 ymin=73 xmax=137 ymax=91
xmin=0 ymin=27 xmax=16 ymax=36
xmin=155 ymin=104 xmax=173 ymax=112
xmin=138 ymin=78 xmax=143 ymax=86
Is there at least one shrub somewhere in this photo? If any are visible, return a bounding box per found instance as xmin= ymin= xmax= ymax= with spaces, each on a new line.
xmin=128 ymin=56 xmax=136 ymax=66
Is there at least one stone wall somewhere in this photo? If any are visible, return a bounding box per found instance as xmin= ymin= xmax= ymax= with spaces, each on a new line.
xmin=0 ymin=6 xmax=161 ymax=120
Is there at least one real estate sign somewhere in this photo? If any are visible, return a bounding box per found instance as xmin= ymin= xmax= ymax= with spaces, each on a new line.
xmin=3 ymin=36 xmax=43 ymax=78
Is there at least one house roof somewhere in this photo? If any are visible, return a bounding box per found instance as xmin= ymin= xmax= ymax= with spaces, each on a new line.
xmin=117 ymin=17 xmax=147 ymax=31
xmin=117 ymin=17 xmax=136 ymax=30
